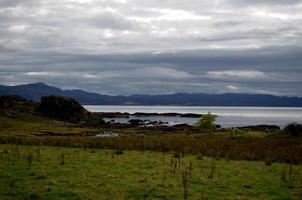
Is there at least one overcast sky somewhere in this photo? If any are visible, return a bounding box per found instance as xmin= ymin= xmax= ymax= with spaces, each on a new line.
xmin=0 ymin=0 xmax=302 ymax=96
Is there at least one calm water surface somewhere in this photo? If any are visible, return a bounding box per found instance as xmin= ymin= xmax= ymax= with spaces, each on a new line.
xmin=84 ymin=105 xmax=302 ymax=128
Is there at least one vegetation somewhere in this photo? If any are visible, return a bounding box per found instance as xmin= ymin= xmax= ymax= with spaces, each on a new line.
xmin=1 ymin=94 xmax=302 ymax=199
xmin=195 ymin=112 xmax=217 ymax=132
xmin=1 ymin=133 xmax=302 ymax=164
xmin=37 ymin=95 xmax=89 ymax=122
xmin=283 ymin=123 xmax=302 ymax=137
xmin=0 ymin=115 xmax=101 ymax=137
xmin=1 ymin=144 xmax=301 ymax=200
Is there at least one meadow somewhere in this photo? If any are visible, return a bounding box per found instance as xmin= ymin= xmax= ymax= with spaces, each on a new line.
xmin=1 ymin=105 xmax=302 ymax=200
xmin=1 ymin=144 xmax=302 ymax=200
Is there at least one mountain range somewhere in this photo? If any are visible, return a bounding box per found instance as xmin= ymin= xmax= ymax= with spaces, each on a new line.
xmin=0 ymin=82 xmax=302 ymax=107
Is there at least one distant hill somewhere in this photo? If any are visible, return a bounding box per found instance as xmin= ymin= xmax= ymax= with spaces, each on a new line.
xmin=1 ymin=82 xmax=302 ymax=107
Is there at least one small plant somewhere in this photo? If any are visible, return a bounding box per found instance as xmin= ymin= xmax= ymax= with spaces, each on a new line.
xmin=28 ymin=192 xmax=41 ymax=200
xmin=170 ymin=153 xmax=181 ymax=174
xmin=174 ymin=152 xmax=181 ymax=168
xmin=265 ymin=159 xmax=272 ymax=166
xmin=36 ymin=148 xmax=41 ymax=162
xmin=196 ymin=152 xmax=203 ymax=160
xmin=281 ymin=164 xmax=297 ymax=188
xmin=9 ymin=179 xmax=16 ymax=188
xmin=26 ymin=153 xmax=33 ymax=169
xmin=170 ymin=157 xmax=174 ymax=173
xmin=188 ymin=161 xmax=193 ymax=177
xmin=182 ymin=169 xmax=191 ymax=200
xmin=114 ymin=150 xmax=123 ymax=155
xmin=60 ymin=153 xmax=65 ymax=165
xmin=12 ymin=145 xmax=21 ymax=159
xmin=208 ymin=160 xmax=216 ymax=179
xmin=162 ymin=168 xmax=167 ymax=188
xmin=230 ymin=128 xmax=245 ymax=138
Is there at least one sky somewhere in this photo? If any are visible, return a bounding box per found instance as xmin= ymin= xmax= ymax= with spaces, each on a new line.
xmin=0 ymin=0 xmax=302 ymax=96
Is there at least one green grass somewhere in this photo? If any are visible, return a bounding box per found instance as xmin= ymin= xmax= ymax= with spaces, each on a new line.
xmin=0 ymin=144 xmax=301 ymax=200
xmin=0 ymin=115 xmax=102 ymax=136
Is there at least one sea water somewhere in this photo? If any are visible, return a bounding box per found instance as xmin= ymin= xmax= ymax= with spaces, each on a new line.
xmin=84 ymin=105 xmax=302 ymax=128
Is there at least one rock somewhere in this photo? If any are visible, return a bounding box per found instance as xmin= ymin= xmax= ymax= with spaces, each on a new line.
xmin=132 ymin=112 xmax=201 ymax=118
xmin=37 ymin=95 xmax=88 ymax=122
xmin=179 ymin=113 xmax=202 ymax=118
xmin=85 ymin=113 xmax=105 ymax=126
xmin=237 ymin=125 xmax=280 ymax=133
xmin=172 ymin=124 xmax=198 ymax=131
xmin=128 ymin=119 xmax=144 ymax=126
xmin=95 ymin=130 xmax=119 ymax=137
xmin=97 ymin=112 xmax=130 ymax=118
xmin=133 ymin=112 xmax=159 ymax=117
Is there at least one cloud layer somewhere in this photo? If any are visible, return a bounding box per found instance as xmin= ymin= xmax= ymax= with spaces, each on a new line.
xmin=0 ymin=0 xmax=302 ymax=96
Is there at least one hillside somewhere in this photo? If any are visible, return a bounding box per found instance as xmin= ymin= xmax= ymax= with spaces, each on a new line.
xmin=1 ymin=82 xmax=302 ymax=106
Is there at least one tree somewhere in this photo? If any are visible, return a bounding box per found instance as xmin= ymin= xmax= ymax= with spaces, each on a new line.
xmin=283 ymin=123 xmax=302 ymax=137
xmin=195 ymin=112 xmax=217 ymax=132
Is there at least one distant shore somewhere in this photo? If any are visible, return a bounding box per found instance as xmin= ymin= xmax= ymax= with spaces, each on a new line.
xmin=96 ymin=112 xmax=203 ymax=118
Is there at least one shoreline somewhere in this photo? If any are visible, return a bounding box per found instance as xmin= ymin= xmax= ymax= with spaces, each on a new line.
xmin=95 ymin=112 xmax=203 ymax=118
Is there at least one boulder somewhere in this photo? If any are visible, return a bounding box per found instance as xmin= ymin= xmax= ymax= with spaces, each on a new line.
xmin=85 ymin=112 xmax=105 ymax=126
xmin=179 ymin=113 xmax=202 ymax=118
xmin=172 ymin=124 xmax=198 ymax=131
xmin=238 ymin=125 xmax=280 ymax=133
xmin=128 ymin=119 xmax=144 ymax=126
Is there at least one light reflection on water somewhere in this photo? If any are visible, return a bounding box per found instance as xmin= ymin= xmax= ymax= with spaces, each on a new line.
xmin=84 ymin=106 xmax=302 ymax=128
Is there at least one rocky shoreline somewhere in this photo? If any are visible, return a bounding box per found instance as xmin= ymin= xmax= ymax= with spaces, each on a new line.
xmin=96 ymin=112 xmax=202 ymax=118
xmin=0 ymin=94 xmax=283 ymax=133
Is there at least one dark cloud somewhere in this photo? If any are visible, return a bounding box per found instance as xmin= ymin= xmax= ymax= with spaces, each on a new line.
xmin=91 ymin=12 xmax=135 ymax=30
xmin=0 ymin=0 xmax=301 ymax=96
xmin=0 ymin=0 xmax=32 ymax=7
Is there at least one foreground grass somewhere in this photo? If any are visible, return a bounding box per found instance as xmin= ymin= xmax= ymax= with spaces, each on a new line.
xmin=0 ymin=144 xmax=301 ymax=200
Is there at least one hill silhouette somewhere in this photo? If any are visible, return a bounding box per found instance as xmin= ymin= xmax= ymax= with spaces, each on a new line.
xmin=1 ymin=82 xmax=302 ymax=107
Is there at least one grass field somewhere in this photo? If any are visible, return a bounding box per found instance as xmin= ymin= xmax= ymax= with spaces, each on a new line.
xmin=0 ymin=115 xmax=102 ymax=136
xmin=1 ymin=112 xmax=302 ymax=199
xmin=1 ymin=144 xmax=302 ymax=200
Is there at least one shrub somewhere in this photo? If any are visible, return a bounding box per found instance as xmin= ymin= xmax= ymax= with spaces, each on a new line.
xmin=114 ymin=150 xmax=123 ymax=155
xmin=195 ymin=112 xmax=217 ymax=132
xmin=281 ymin=164 xmax=297 ymax=188
xmin=230 ymin=128 xmax=245 ymax=138
xmin=283 ymin=123 xmax=302 ymax=137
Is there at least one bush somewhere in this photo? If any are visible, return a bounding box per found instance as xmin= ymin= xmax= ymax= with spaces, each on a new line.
xmin=195 ymin=112 xmax=217 ymax=132
xmin=283 ymin=123 xmax=302 ymax=137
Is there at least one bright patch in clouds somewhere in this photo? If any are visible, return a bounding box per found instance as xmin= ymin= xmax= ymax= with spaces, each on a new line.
xmin=131 ymin=8 xmax=211 ymax=22
xmin=227 ymin=85 xmax=239 ymax=90
xmin=24 ymin=72 xmax=50 ymax=76
xmin=207 ymin=70 xmax=268 ymax=80
xmin=9 ymin=25 xmax=28 ymax=32
xmin=140 ymin=67 xmax=194 ymax=80
xmin=251 ymin=10 xmax=302 ymax=20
